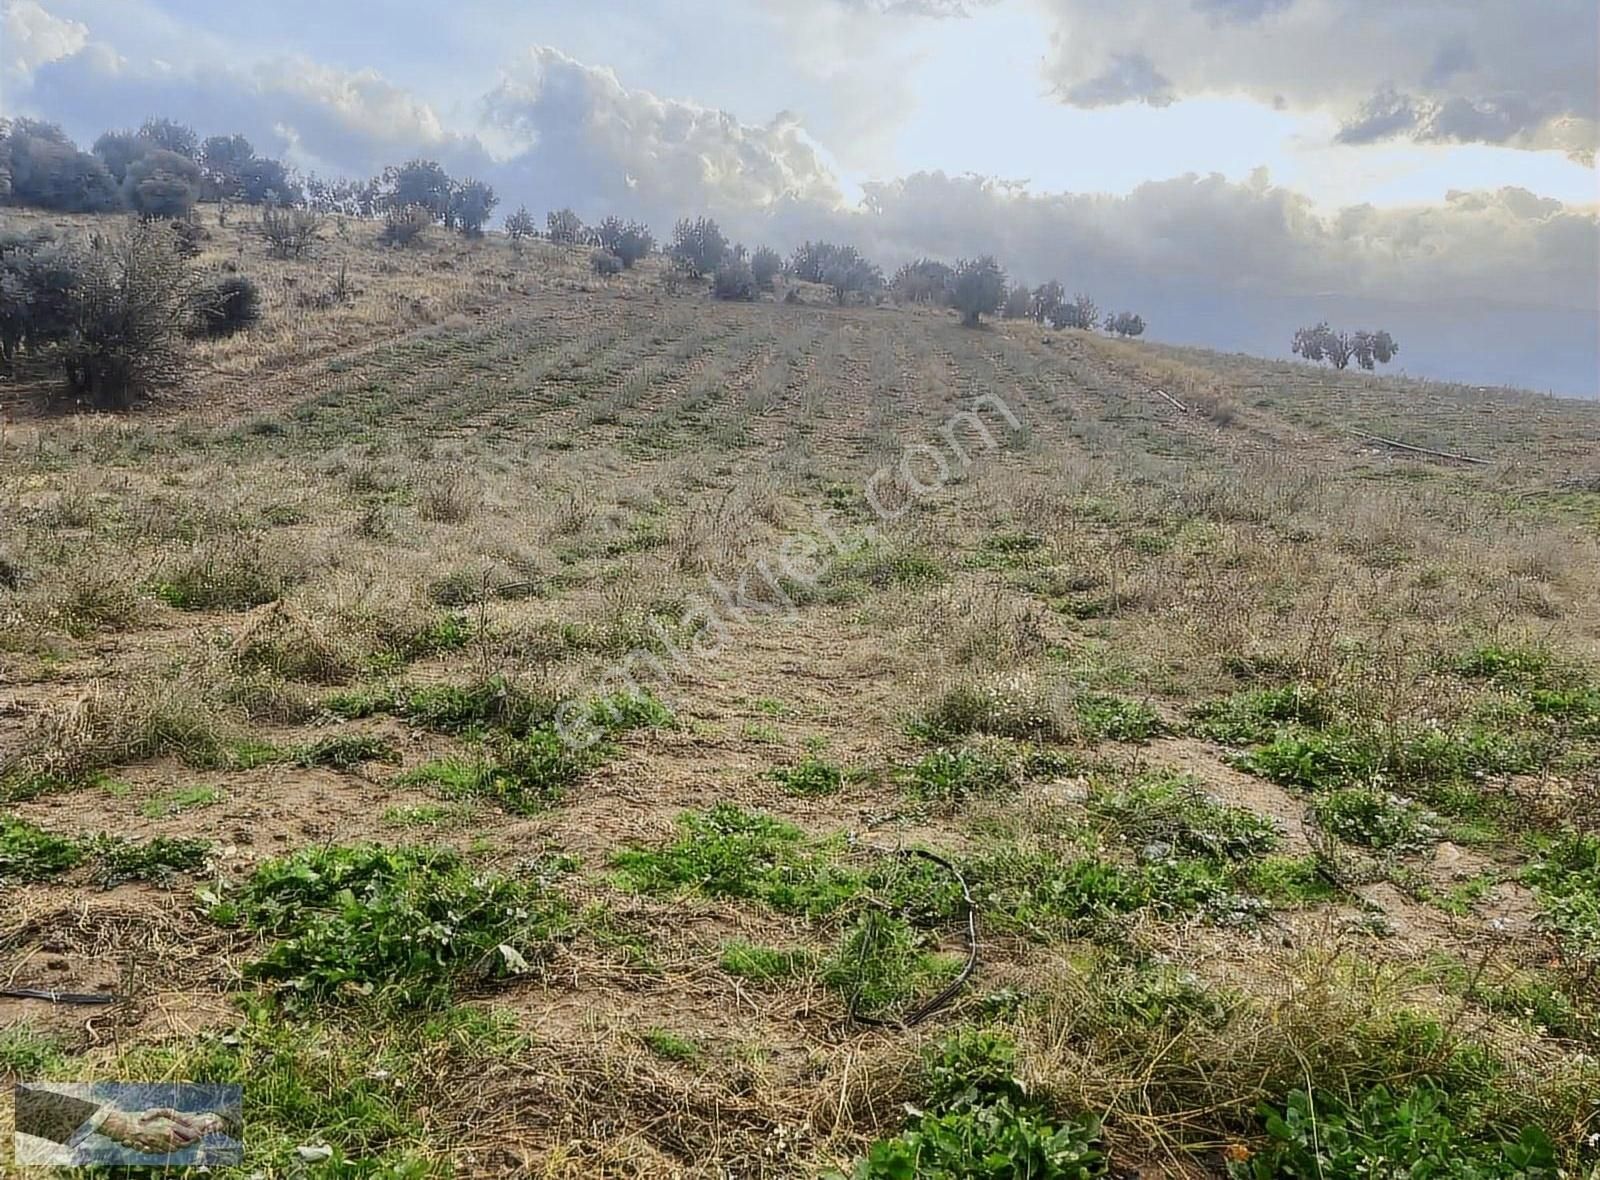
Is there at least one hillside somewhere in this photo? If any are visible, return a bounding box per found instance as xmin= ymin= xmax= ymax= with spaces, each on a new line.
xmin=2 ymin=206 xmax=1599 ymax=1177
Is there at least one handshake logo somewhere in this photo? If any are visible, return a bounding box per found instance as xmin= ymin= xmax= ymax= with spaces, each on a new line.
xmin=12 ymin=1081 xmax=242 ymax=1168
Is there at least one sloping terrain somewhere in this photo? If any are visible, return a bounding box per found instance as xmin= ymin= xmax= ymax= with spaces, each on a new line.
xmin=2 ymin=209 xmax=1598 ymax=1177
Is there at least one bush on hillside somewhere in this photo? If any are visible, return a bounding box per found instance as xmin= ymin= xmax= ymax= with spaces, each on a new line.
xmin=380 ymin=203 xmax=433 ymax=247
xmin=751 ymin=246 xmax=782 ymax=292
xmin=712 ymin=256 xmax=757 ymax=301
xmin=60 ymin=221 xmax=197 ymax=408
xmin=192 ymin=276 xmax=262 ymax=337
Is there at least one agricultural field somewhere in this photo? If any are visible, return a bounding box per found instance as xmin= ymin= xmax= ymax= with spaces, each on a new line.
xmin=2 ymin=207 xmax=1600 ymax=1177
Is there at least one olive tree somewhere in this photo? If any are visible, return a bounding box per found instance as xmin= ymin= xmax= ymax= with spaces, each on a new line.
xmin=449 ymin=179 xmax=498 ymax=236
xmin=891 ymin=258 xmax=953 ymax=305
xmin=750 ymin=246 xmax=782 ymax=292
xmin=670 ymin=216 xmax=728 ymax=278
xmin=949 ymin=256 xmax=1007 ymax=327
xmin=596 ymin=216 xmax=654 ymax=267
xmin=546 ymin=208 xmax=587 ymax=244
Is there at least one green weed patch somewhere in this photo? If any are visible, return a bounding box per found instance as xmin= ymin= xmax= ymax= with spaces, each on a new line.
xmin=215 ymin=844 xmax=569 ymax=1006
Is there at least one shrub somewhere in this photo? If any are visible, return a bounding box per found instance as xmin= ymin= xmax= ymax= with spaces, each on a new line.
xmin=712 ymin=256 xmax=756 ymax=300
xmin=236 ymin=156 xmax=302 ymax=205
xmin=949 ymin=256 xmax=1007 ymax=326
xmin=590 ymin=249 xmax=624 ymax=277
xmin=1050 ymin=293 xmax=1099 ymax=330
xmin=1291 ymin=322 xmax=1399 ymax=371
xmin=192 ymin=276 xmax=261 ymax=336
xmin=0 ymin=227 xmax=81 ymax=360
xmin=1106 ymin=311 xmax=1145 ymax=338
xmin=789 ymin=240 xmax=884 ymax=305
xmin=93 ymin=129 xmax=147 ymax=185
xmin=750 ymin=245 xmax=782 ymax=291
xmin=260 ymin=204 xmax=321 ymax=258
xmin=1030 ymin=280 xmax=1065 ymax=324
xmin=380 ymin=203 xmax=433 ymax=247
xmin=59 ymin=222 xmax=197 ymax=409
xmin=382 ymin=159 xmax=452 ymax=222
xmin=137 ymin=118 xmax=199 ymax=160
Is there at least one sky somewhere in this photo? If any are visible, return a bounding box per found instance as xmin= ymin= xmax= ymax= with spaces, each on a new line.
xmin=4 ymin=0 xmax=1598 ymax=393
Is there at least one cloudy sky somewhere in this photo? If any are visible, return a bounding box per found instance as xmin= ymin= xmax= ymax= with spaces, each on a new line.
xmin=4 ymin=0 xmax=1597 ymax=394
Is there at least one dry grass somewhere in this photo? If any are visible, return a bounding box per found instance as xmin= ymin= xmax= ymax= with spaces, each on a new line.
xmin=1 ymin=202 xmax=1598 ymax=1176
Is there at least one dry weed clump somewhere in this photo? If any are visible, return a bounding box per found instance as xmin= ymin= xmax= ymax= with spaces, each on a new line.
xmin=415 ymin=466 xmax=485 ymax=524
xmin=6 ymin=680 xmax=233 ymax=786
xmin=1014 ymin=944 xmax=1594 ymax=1160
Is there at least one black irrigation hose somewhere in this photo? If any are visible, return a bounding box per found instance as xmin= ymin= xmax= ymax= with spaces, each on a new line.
xmin=847 ymin=848 xmax=979 ymax=1030
xmin=1 ymin=988 xmax=119 ymax=1005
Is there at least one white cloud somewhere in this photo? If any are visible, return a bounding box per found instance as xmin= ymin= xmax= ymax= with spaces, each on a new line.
xmin=481 ymin=46 xmax=842 ymax=220
xmin=1037 ymin=0 xmax=1599 ymax=162
xmin=1 ymin=0 xmax=88 ymax=88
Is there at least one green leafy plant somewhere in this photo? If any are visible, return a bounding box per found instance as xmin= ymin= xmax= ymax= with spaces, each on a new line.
xmin=216 ymin=844 xmax=568 ymax=1006
xmin=719 ymin=940 xmax=816 ymax=982
xmin=902 ymin=744 xmax=1020 ymax=804
xmin=297 ymin=733 xmax=402 ymax=771
xmin=1190 ymin=685 xmax=1333 ymax=746
xmin=1075 ymin=694 xmax=1164 ymax=743
xmin=1232 ymin=1085 xmax=1559 ymax=1179
xmin=772 ymin=755 xmax=845 ymax=797
xmin=0 ymin=815 xmax=84 ymax=881
xmin=610 ymin=804 xmax=856 ymax=918
xmin=1233 ymin=727 xmax=1382 ymax=791
xmin=1089 ymin=771 xmax=1282 ymax=862
xmin=1521 ymin=832 xmax=1600 ymax=972
xmin=89 ymin=834 xmax=211 ymax=883
xmin=640 ymin=1029 xmax=701 ymax=1062
xmin=832 ymin=1029 xmax=1105 ymax=1179
xmin=1309 ymin=788 xmax=1440 ymax=855
xmin=821 ymin=911 xmax=963 ymax=1021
